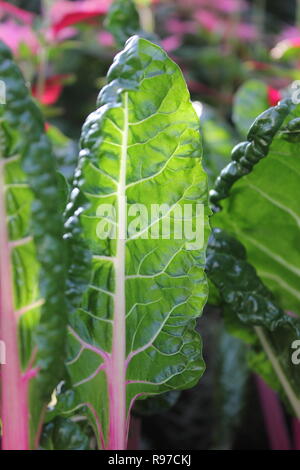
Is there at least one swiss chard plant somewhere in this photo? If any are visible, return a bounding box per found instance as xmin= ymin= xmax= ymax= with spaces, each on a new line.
xmin=63 ymin=35 xmax=210 ymax=450
xmin=0 ymin=32 xmax=210 ymax=449
xmin=1 ymin=1 xmax=300 ymax=449
xmin=0 ymin=42 xmax=67 ymax=449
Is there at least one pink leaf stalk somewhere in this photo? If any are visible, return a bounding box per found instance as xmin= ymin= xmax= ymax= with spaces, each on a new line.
xmin=105 ymin=95 xmax=129 ymax=451
xmin=0 ymin=160 xmax=29 ymax=450
xmin=256 ymin=375 xmax=291 ymax=450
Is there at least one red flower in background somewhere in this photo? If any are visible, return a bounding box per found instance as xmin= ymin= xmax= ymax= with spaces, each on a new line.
xmin=0 ymin=20 xmax=39 ymax=54
xmin=32 ymin=75 xmax=70 ymax=106
xmin=267 ymin=87 xmax=282 ymax=107
xmin=50 ymin=0 xmax=111 ymax=36
xmin=0 ymin=0 xmax=34 ymax=24
xmin=0 ymin=1 xmax=38 ymax=53
xmin=0 ymin=0 xmax=112 ymax=48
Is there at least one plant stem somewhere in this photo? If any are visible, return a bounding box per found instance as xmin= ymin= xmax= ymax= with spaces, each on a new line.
xmin=0 ymin=158 xmax=29 ymax=450
xmin=137 ymin=1 xmax=154 ymax=33
xmin=107 ymin=92 xmax=129 ymax=450
xmin=255 ymin=326 xmax=300 ymax=420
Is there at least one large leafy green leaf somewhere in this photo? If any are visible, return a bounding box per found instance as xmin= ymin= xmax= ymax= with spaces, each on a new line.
xmin=65 ymin=35 xmax=210 ymax=450
xmin=212 ymin=99 xmax=300 ymax=315
xmin=0 ymin=41 xmax=67 ymax=449
xmin=206 ymin=228 xmax=300 ymax=419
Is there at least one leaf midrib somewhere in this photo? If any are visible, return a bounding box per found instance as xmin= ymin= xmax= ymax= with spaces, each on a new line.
xmin=107 ymin=91 xmax=128 ymax=449
xmin=0 ymin=157 xmax=29 ymax=448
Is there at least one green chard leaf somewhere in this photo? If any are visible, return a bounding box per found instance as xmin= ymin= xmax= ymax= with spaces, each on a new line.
xmin=65 ymin=36 xmax=210 ymax=450
xmin=0 ymin=41 xmax=67 ymax=449
xmin=211 ymin=99 xmax=300 ymax=315
xmin=206 ymin=228 xmax=300 ymax=418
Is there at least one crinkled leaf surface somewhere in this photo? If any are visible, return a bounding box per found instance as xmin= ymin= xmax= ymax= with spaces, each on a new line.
xmin=0 ymin=42 xmax=67 ymax=448
xmin=66 ymin=36 xmax=210 ymax=450
xmin=206 ymin=228 xmax=300 ymax=417
xmin=212 ymin=100 xmax=300 ymax=316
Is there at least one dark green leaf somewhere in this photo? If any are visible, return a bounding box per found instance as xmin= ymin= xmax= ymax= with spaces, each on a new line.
xmin=206 ymin=228 xmax=300 ymax=418
xmin=0 ymin=40 xmax=67 ymax=447
xmin=41 ymin=417 xmax=90 ymax=450
xmin=212 ymin=100 xmax=300 ymax=315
